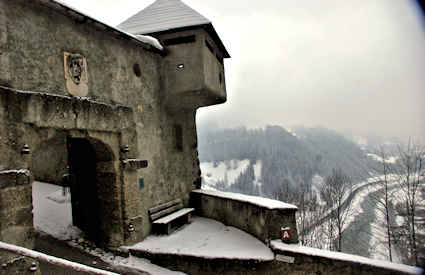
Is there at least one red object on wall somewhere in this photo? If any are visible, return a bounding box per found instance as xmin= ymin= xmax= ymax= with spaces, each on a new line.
xmin=281 ymin=227 xmax=291 ymax=242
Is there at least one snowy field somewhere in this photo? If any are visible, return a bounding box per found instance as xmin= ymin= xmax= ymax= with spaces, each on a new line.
xmin=201 ymin=159 xmax=262 ymax=191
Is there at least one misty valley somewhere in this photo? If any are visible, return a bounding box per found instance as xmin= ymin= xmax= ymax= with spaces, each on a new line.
xmin=197 ymin=124 xmax=425 ymax=267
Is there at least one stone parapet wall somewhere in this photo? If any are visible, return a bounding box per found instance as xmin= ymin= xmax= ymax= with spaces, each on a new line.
xmin=190 ymin=189 xmax=298 ymax=243
xmin=270 ymin=241 xmax=423 ymax=275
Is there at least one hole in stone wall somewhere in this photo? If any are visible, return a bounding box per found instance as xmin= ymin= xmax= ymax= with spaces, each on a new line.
xmin=177 ymin=64 xmax=185 ymax=69
xmin=133 ymin=63 xmax=141 ymax=77
xmin=219 ymin=73 xmax=222 ymax=84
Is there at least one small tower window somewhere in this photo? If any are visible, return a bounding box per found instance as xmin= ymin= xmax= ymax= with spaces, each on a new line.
xmin=177 ymin=64 xmax=185 ymax=69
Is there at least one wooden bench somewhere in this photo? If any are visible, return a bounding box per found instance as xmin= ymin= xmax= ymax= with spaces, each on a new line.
xmin=148 ymin=199 xmax=194 ymax=235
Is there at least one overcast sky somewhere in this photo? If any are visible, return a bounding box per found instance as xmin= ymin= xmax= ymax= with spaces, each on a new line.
xmin=60 ymin=0 xmax=425 ymax=140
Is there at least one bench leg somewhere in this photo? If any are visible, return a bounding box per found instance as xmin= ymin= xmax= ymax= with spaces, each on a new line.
xmin=166 ymin=223 xmax=171 ymax=235
xmin=187 ymin=213 xmax=192 ymax=224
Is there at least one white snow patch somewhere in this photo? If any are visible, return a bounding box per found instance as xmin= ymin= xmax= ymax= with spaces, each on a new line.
xmin=0 ymin=169 xmax=30 ymax=175
xmin=367 ymin=153 xmax=398 ymax=164
xmin=134 ymin=35 xmax=163 ymax=50
xmin=193 ymin=189 xmax=297 ymax=210
xmin=200 ymin=159 xmax=250 ymax=186
xmin=129 ymin=217 xmax=274 ymax=261
xmin=253 ymin=160 xmax=263 ymax=188
xmin=32 ymin=181 xmax=82 ymax=240
xmin=116 ymin=256 xmax=186 ymax=275
xmin=270 ymin=241 xmax=422 ymax=274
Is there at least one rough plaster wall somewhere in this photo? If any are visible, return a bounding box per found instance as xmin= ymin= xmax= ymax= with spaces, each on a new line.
xmin=31 ymin=134 xmax=68 ymax=184
xmin=203 ymin=34 xmax=226 ymax=98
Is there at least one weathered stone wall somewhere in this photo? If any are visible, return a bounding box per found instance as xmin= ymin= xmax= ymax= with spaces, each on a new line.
xmin=0 ymin=0 xmax=203 ymax=246
xmin=0 ymin=170 xmax=34 ymax=249
xmin=190 ymin=190 xmax=299 ymax=243
xmin=135 ymin=243 xmax=423 ymax=275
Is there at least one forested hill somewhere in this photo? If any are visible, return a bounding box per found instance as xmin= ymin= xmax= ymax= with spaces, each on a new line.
xmin=197 ymin=125 xmax=376 ymax=197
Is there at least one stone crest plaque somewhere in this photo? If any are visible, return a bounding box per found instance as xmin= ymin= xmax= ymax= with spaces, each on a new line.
xmin=64 ymin=52 xmax=88 ymax=97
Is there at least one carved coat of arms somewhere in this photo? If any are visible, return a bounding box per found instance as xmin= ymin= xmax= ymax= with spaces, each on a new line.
xmin=64 ymin=52 xmax=88 ymax=97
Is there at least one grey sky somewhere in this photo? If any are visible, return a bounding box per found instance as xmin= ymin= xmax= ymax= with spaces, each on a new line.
xmin=61 ymin=0 xmax=425 ymax=139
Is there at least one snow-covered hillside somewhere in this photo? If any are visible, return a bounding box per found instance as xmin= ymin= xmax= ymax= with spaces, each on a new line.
xmin=201 ymin=159 xmax=262 ymax=191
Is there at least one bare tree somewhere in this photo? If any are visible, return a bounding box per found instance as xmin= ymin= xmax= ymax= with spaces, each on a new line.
xmin=367 ymin=146 xmax=395 ymax=261
xmin=395 ymin=140 xmax=424 ymax=265
xmin=320 ymin=168 xmax=353 ymax=252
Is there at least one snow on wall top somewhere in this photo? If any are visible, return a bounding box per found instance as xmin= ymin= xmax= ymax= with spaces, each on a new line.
xmin=117 ymin=0 xmax=211 ymax=35
xmin=193 ymin=189 xmax=298 ymax=210
xmin=270 ymin=241 xmax=423 ymax=275
xmin=48 ymin=0 xmax=163 ymax=50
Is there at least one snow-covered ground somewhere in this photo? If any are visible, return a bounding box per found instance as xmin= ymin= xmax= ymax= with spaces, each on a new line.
xmin=32 ymin=181 xmax=82 ymax=240
xmin=129 ymin=216 xmax=274 ymax=261
xmin=32 ymin=181 xmax=186 ymax=274
xmin=200 ymin=159 xmax=262 ymax=191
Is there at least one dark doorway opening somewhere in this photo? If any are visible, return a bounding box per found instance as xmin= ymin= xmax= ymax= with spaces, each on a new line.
xmin=67 ymin=137 xmax=101 ymax=244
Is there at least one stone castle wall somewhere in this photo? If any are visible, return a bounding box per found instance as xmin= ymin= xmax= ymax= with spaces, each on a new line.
xmin=0 ymin=0 xmax=202 ymax=247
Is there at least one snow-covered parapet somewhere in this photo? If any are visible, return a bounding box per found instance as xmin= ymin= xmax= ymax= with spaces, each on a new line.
xmin=270 ymin=241 xmax=423 ymax=275
xmin=191 ymin=190 xmax=298 ymax=243
xmin=192 ymin=189 xmax=297 ymax=210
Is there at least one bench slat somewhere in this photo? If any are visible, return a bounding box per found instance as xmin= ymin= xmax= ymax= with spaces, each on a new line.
xmin=150 ymin=203 xmax=183 ymax=221
xmin=148 ymin=199 xmax=181 ymax=215
xmin=153 ymin=208 xmax=195 ymax=225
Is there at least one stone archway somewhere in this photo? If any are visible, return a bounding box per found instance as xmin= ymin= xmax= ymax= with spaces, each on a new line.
xmin=66 ymin=136 xmax=121 ymax=247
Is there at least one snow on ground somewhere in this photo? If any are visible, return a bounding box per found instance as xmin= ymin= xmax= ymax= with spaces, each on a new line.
xmin=193 ymin=189 xmax=297 ymax=210
xmin=32 ymin=181 xmax=82 ymax=240
xmin=129 ymin=216 xmax=274 ymax=261
xmin=343 ymin=183 xmax=381 ymax=232
xmin=201 ymin=159 xmax=263 ymax=191
xmin=270 ymin=242 xmax=422 ymax=275
xmin=200 ymin=159 xmax=250 ymax=186
xmin=253 ymin=160 xmax=263 ymax=188
xmin=311 ymin=174 xmax=325 ymax=205
xmin=33 ymin=181 xmax=185 ymax=274
xmin=367 ymin=153 xmax=398 ymax=164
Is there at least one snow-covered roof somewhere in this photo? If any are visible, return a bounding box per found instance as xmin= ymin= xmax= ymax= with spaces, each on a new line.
xmin=118 ymin=0 xmax=210 ymax=35
xmin=39 ymin=0 xmax=164 ymax=51
xmin=117 ymin=0 xmax=230 ymax=58
xmin=270 ymin=241 xmax=423 ymax=275
xmin=193 ymin=189 xmax=298 ymax=210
